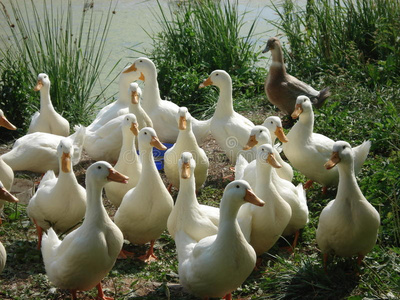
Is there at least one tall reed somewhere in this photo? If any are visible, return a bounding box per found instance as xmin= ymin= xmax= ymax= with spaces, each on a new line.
xmin=137 ymin=0 xmax=266 ymax=118
xmin=0 ymin=0 xmax=117 ymax=134
xmin=271 ymin=0 xmax=400 ymax=87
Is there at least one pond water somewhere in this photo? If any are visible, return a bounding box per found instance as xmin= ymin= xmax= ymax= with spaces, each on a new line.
xmin=0 ymin=0 xmax=306 ymax=102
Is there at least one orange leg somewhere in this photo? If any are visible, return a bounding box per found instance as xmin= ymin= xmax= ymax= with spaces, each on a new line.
xmin=323 ymin=253 xmax=329 ymax=274
xmin=167 ymin=183 xmax=173 ymax=194
xmin=223 ymin=293 xmax=232 ymax=300
xmin=291 ymin=230 xmax=300 ymax=250
xmin=357 ymin=254 xmax=365 ymax=266
xmin=118 ymin=249 xmax=135 ymax=259
xmin=222 ymin=167 xmax=235 ymax=181
xmin=70 ymin=289 xmax=78 ymax=300
xmin=322 ymin=186 xmax=328 ymax=195
xmin=96 ymin=282 xmax=113 ymax=300
xmin=138 ymin=240 xmax=157 ymax=263
xmin=0 ymin=217 xmax=2 ymax=225
xmin=304 ymin=180 xmax=313 ymax=189
xmin=33 ymin=219 xmax=43 ymax=250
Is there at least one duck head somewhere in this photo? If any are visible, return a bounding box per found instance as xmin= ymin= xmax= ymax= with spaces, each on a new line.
xmin=179 ymin=152 xmax=196 ymax=180
xmin=262 ymin=116 xmax=288 ymax=143
xmin=177 ymin=107 xmax=192 ymax=130
xmin=33 ymin=73 xmax=50 ymax=91
xmin=57 ymin=139 xmax=74 ymax=173
xmin=292 ymin=96 xmax=312 ymax=119
xmin=199 ymin=70 xmax=231 ymax=89
xmin=123 ymin=57 xmax=155 ymax=82
xmin=224 ymin=180 xmax=265 ymax=207
xmin=257 ymin=143 xmax=282 ymax=168
xmin=262 ymin=36 xmax=281 ymax=54
xmin=87 ymin=161 xmax=129 ymax=186
xmin=129 ymin=82 xmax=142 ymax=105
xmin=325 ymin=141 xmax=353 ymax=170
xmin=243 ymin=126 xmax=272 ymax=150
xmin=139 ymin=127 xmax=167 ymax=151
xmin=122 ymin=113 xmax=139 ymax=136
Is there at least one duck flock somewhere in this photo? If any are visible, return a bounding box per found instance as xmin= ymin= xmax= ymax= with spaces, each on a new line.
xmin=0 ymin=37 xmax=380 ymax=300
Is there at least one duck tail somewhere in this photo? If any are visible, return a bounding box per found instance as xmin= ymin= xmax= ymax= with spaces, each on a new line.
xmin=41 ymin=227 xmax=61 ymax=266
xmin=70 ymin=125 xmax=87 ymax=166
xmin=38 ymin=170 xmax=56 ymax=189
xmin=234 ymin=154 xmax=248 ymax=180
xmin=353 ymin=140 xmax=372 ymax=175
xmin=296 ymin=183 xmax=309 ymax=223
xmin=314 ymin=87 xmax=331 ymax=108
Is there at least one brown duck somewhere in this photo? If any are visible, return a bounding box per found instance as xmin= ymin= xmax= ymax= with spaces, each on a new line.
xmin=263 ymin=37 xmax=330 ymax=115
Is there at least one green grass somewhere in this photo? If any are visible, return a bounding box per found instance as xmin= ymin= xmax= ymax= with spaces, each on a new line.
xmin=0 ymin=0 xmax=118 ymax=139
xmin=134 ymin=0 xmax=267 ymax=119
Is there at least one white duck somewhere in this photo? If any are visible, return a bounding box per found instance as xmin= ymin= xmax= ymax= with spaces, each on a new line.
xmin=28 ymin=73 xmax=70 ymax=137
xmin=115 ymin=127 xmax=174 ymax=262
xmin=164 ymin=107 xmax=209 ymax=191
xmin=283 ymin=96 xmax=371 ymax=192
xmin=316 ymin=141 xmax=380 ymax=272
xmin=27 ymin=139 xmax=86 ymax=249
xmin=167 ymin=152 xmax=218 ymax=241
xmin=176 ymin=180 xmax=264 ymax=299
xmin=83 ymin=84 xmax=149 ymax=163
xmin=1 ymin=125 xmax=86 ymax=174
xmin=86 ymin=63 xmax=143 ymax=132
xmin=128 ymin=82 xmax=153 ymax=130
xmin=262 ymin=116 xmax=293 ymax=181
xmin=105 ymin=114 xmax=141 ymax=207
xmin=0 ymin=110 xmax=16 ymax=224
xmin=239 ymin=125 xmax=290 ymax=187
xmin=41 ymin=161 xmax=127 ymax=300
xmin=237 ymin=144 xmax=292 ymax=256
xmin=200 ymin=70 xmax=256 ymax=164
xmin=123 ymin=57 xmax=211 ymax=144
xmin=0 ymin=181 xmax=19 ymax=274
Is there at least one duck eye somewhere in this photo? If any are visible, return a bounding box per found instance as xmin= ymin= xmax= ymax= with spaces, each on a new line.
xmin=260 ymin=130 xmax=262 ymax=133
xmin=270 ymin=121 xmax=273 ymax=124
xmin=144 ymin=132 xmax=147 ymax=135
xmin=139 ymin=60 xmax=142 ymax=62
xmin=216 ymin=73 xmax=219 ymax=76
xmin=343 ymin=145 xmax=346 ymax=149
xmin=97 ymin=166 xmax=101 ymax=169
xmin=236 ymin=185 xmax=240 ymax=188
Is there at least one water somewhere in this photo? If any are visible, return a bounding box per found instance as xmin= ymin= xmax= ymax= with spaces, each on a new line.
xmin=0 ymin=0 xmax=305 ymax=104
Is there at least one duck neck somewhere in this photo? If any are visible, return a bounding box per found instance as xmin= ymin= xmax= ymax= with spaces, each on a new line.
xmin=176 ymin=122 xmax=197 ymax=147
xmin=255 ymin=160 xmax=273 ymax=188
xmin=118 ymin=131 xmax=137 ymax=163
xmin=214 ymin=82 xmax=234 ymax=118
xmin=297 ymin=109 xmax=314 ymax=138
xmin=177 ymin=175 xmax=197 ymax=206
xmin=118 ymin=74 xmax=132 ymax=105
xmin=40 ymin=84 xmax=55 ymax=113
xmin=215 ymin=197 xmax=242 ymax=243
xmin=142 ymin=68 xmax=162 ymax=111
xmin=138 ymin=145 xmax=160 ymax=184
xmin=337 ymin=160 xmax=363 ymax=200
xmin=269 ymin=46 xmax=286 ymax=78
xmin=84 ymin=178 xmax=109 ymax=226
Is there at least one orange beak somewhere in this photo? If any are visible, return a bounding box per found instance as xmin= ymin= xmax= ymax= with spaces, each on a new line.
xmin=0 ymin=187 xmax=18 ymax=203
xmin=244 ymin=189 xmax=264 ymax=207
xmin=150 ymin=136 xmax=167 ymax=151
xmin=130 ymin=122 xmax=139 ymax=136
xmin=179 ymin=116 xmax=187 ymax=130
xmin=123 ymin=63 xmax=137 ymax=73
xmin=131 ymin=91 xmax=139 ymax=104
xmin=61 ymin=152 xmax=71 ymax=173
xmin=0 ymin=115 xmax=17 ymax=130
xmin=34 ymin=80 xmax=43 ymax=91
xmin=199 ymin=77 xmax=213 ymax=88
xmin=267 ymin=153 xmax=282 ymax=168
xmin=139 ymin=72 xmax=145 ymax=81
xmin=274 ymin=126 xmax=288 ymax=143
xmin=181 ymin=162 xmax=191 ymax=179
xmin=291 ymin=104 xmax=303 ymax=119
xmin=325 ymin=151 xmax=340 ymax=170
xmin=107 ymin=168 xmax=129 ymax=183
xmin=243 ymin=135 xmax=258 ymax=150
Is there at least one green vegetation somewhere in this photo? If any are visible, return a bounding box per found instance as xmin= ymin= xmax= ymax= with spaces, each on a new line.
xmin=0 ymin=0 xmax=117 ymax=141
xmin=138 ymin=0 xmax=267 ymax=118
xmin=0 ymin=0 xmax=399 ymax=299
